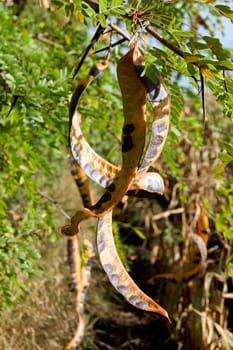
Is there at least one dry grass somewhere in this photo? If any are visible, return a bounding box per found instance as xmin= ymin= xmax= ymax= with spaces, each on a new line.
xmin=1 ymin=98 xmax=232 ymax=350
xmin=0 ymin=168 xmax=92 ymax=350
xmin=0 ymin=239 xmax=73 ymax=349
xmin=0 ymin=168 xmax=119 ymax=350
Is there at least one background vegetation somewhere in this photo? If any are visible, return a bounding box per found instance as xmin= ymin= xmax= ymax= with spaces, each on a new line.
xmin=0 ymin=0 xmax=232 ymax=349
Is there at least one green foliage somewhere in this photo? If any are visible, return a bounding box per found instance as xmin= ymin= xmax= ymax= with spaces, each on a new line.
xmin=112 ymin=221 xmax=130 ymax=271
xmin=215 ymin=141 xmax=233 ymax=173
xmin=112 ymin=220 xmax=146 ymax=272
xmin=215 ymin=183 xmax=233 ymax=239
xmin=0 ymin=0 xmax=232 ymax=330
xmin=0 ymin=3 xmax=75 ymax=312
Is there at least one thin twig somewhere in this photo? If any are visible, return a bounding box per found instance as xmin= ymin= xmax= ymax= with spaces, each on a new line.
xmin=146 ymin=26 xmax=185 ymax=58
xmin=37 ymin=190 xmax=70 ymax=220
xmin=83 ymin=0 xmax=99 ymax=13
xmin=72 ymin=24 xmax=104 ymax=79
xmin=223 ymin=293 xmax=233 ymax=299
xmin=223 ymin=70 xmax=228 ymax=92
xmin=35 ymin=33 xmax=63 ymax=48
xmin=153 ymin=207 xmax=184 ymax=221
xmin=109 ymin=23 xmax=130 ymax=41
xmin=94 ymin=38 xmax=127 ymax=54
xmin=200 ymin=69 xmax=206 ymax=123
xmin=6 ymin=95 xmax=19 ymax=117
xmin=93 ymin=23 xmax=130 ymax=54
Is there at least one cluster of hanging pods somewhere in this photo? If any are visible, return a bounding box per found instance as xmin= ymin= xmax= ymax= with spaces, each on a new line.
xmin=62 ymin=40 xmax=209 ymax=349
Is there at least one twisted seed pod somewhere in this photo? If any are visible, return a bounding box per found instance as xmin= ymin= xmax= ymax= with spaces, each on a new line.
xmin=138 ymin=75 xmax=170 ymax=172
xmin=148 ymin=200 xmax=209 ymax=283
xmin=65 ymin=152 xmax=94 ymax=350
xmin=70 ymin=64 xmax=170 ymax=189
xmin=97 ymin=211 xmax=169 ymax=318
xmin=63 ymin=42 xmax=171 ymax=334
xmin=71 ymin=111 xmax=165 ymax=192
xmin=64 ymin=238 xmax=93 ymax=350
xmin=62 ymin=43 xmax=147 ymax=237
xmin=67 ymin=147 xmax=94 ymax=207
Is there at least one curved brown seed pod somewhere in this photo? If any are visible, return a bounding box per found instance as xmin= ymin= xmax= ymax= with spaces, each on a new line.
xmin=69 ymin=59 xmax=109 ymax=131
xmin=132 ymin=63 xmax=170 ymax=171
xmin=67 ymin=237 xmax=81 ymax=293
xmin=71 ymin=111 xmax=165 ymax=192
xmin=148 ymin=200 xmax=209 ymax=283
xmin=64 ymin=238 xmax=93 ymax=350
xmin=97 ymin=211 xmax=169 ymax=319
xmin=139 ymin=75 xmax=170 ymax=171
xmin=62 ymin=43 xmax=147 ymax=237
xmin=69 ymin=53 xmax=119 ymax=188
xmin=67 ymin=146 xmax=94 ymax=207
xmin=70 ymin=67 xmax=170 ymax=188
xmin=191 ymin=200 xmax=209 ymax=244
xmin=66 ymin=149 xmax=94 ymax=349
xmin=70 ymin=111 xmax=118 ymax=188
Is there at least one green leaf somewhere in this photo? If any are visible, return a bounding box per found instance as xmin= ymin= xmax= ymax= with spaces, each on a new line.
xmin=112 ymin=222 xmax=130 ymax=271
xmin=82 ymin=5 xmax=96 ymax=17
xmin=171 ymin=125 xmax=181 ymax=137
xmin=133 ymin=227 xmax=146 ymax=240
xmin=96 ymin=13 xmax=106 ymax=27
xmin=75 ymin=0 xmax=83 ymax=11
xmin=99 ymin=0 xmax=108 ymax=12
xmin=51 ymin=0 xmax=64 ymax=7
xmin=219 ymin=141 xmax=233 ymax=157
xmin=219 ymin=60 xmax=233 ymax=70
xmin=65 ymin=2 xmax=74 ymax=15
xmin=218 ymin=152 xmax=232 ymax=163
xmin=215 ymin=5 xmax=233 ymax=20
xmin=111 ymin=0 xmax=124 ymax=6
xmin=172 ymin=30 xmax=194 ymax=38
xmin=203 ymin=36 xmax=230 ymax=60
xmin=187 ymin=41 xmax=208 ymax=50
xmin=203 ymin=35 xmax=222 ymax=48
xmin=144 ymin=64 xmax=160 ymax=84
xmin=167 ymin=15 xmax=177 ymax=32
